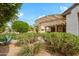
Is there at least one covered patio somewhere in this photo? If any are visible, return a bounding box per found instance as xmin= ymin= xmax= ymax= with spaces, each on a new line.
xmin=35 ymin=14 xmax=66 ymax=32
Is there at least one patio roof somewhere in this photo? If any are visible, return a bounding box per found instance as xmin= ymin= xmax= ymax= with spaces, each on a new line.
xmin=36 ymin=14 xmax=65 ymax=26
xmin=63 ymin=3 xmax=79 ymax=16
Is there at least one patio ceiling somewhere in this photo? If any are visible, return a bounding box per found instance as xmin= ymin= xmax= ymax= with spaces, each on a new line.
xmin=36 ymin=14 xmax=65 ymax=26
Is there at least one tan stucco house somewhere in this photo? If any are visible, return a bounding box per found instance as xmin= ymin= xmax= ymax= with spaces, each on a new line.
xmin=35 ymin=3 xmax=79 ymax=36
xmin=63 ymin=3 xmax=79 ymax=35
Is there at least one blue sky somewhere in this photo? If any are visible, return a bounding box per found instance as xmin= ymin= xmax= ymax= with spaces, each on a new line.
xmin=18 ymin=3 xmax=73 ymax=25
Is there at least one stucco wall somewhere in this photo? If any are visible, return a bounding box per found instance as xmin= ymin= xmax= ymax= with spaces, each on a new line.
xmin=39 ymin=26 xmax=45 ymax=33
xmin=66 ymin=5 xmax=79 ymax=35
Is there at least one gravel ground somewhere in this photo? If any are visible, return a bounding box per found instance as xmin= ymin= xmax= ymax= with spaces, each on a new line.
xmin=7 ymin=44 xmax=21 ymax=56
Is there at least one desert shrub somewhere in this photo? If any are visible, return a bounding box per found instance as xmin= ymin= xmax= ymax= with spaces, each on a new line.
xmin=41 ymin=32 xmax=79 ymax=56
xmin=12 ymin=21 xmax=29 ymax=33
xmin=17 ymin=42 xmax=42 ymax=56
xmin=17 ymin=33 xmax=44 ymax=56
xmin=16 ymin=33 xmax=39 ymax=46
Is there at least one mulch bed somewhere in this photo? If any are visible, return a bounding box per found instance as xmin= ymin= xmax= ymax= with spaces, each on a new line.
xmin=0 ymin=45 xmax=9 ymax=56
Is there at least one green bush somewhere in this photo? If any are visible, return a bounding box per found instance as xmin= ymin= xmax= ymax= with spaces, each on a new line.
xmin=17 ymin=33 xmax=43 ymax=56
xmin=17 ymin=42 xmax=42 ymax=56
xmin=16 ymin=33 xmax=39 ymax=46
xmin=12 ymin=21 xmax=29 ymax=33
xmin=41 ymin=32 xmax=79 ymax=56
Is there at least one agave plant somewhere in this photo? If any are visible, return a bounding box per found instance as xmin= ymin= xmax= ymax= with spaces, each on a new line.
xmin=4 ymin=34 xmax=12 ymax=44
xmin=0 ymin=33 xmax=15 ymax=45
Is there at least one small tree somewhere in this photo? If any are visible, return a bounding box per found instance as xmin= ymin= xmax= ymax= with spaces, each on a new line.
xmin=0 ymin=3 xmax=22 ymax=27
xmin=28 ymin=25 xmax=33 ymax=31
xmin=12 ymin=21 xmax=29 ymax=33
xmin=35 ymin=26 xmax=39 ymax=33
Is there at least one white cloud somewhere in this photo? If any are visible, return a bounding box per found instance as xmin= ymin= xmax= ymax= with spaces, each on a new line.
xmin=37 ymin=15 xmax=46 ymax=19
xmin=17 ymin=13 xmax=24 ymax=17
xmin=60 ymin=6 xmax=68 ymax=13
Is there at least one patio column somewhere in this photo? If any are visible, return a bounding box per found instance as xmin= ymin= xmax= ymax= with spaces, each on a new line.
xmin=55 ymin=25 xmax=57 ymax=32
xmin=58 ymin=25 xmax=63 ymax=32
